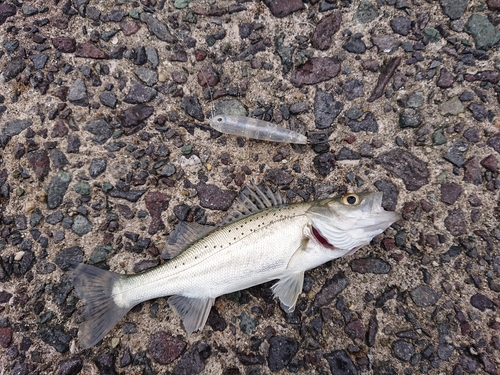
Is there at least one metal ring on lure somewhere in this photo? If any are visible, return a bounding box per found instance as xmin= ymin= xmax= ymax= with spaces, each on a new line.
xmin=210 ymin=114 xmax=308 ymax=145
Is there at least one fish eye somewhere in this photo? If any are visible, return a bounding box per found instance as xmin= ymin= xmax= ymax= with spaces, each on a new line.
xmin=341 ymin=193 xmax=359 ymax=206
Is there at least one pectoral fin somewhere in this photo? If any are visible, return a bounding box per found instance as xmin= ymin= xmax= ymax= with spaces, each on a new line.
xmin=271 ymin=271 xmax=304 ymax=313
xmin=168 ymin=295 xmax=215 ymax=335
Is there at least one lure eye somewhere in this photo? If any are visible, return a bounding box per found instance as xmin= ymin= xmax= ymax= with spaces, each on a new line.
xmin=341 ymin=193 xmax=359 ymax=206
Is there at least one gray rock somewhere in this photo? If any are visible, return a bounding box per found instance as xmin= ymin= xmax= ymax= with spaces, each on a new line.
xmin=85 ymin=118 xmax=113 ymax=144
xmin=354 ymin=0 xmax=378 ymax=24
xmin=109 ymin=189 xmax=146 ymax=202
xmin=71 ymin=215 xmax=92 ymax=236
xmin=30 ymin=54 xmax=49 ymax=70
xmin=464 ymin=14 xmax=500 ymax=50
xmin=50 ymin=148 xmax=69 ymax=168
xmin=196 ymin=183 xmax=237 ymax=211
xmin=440 ymin=96 xmax=464 ymax=115
xmin=350 ymin=258 xmax=391 ymax=274
xmin=262 ymin=0 xmax=304 ymax=18
xmin=347 ymin=112 xmax=378 ymax=132
xmin=324 ymin=350 xmax=358 ymax=375
xmin=89 ymin=245 xmax=113 ymax=265
xmin=443 ymin=140 xmax=469 ymax=167
xmin=311 ymin=12 xmax=342 ymax=50
xmin=399 ymin=108 xmax=423 ymax=128
xmin=371 ymin=34 xmax=401 ymax=54
xmin=99 ymin=91 xmax=117 ymax=108
xmin=265 ymin=169 xmax=293 ymax=185
xmin=140 ymin=13 xmax=177 ymax=43
xmin=343 ymin=33 xmax=366 ymax=54
xmin=145 ymin=47 xmax=159 ymax=68
xmin=313 ymin=152 xmax=336 ymax=177
xmin=410 ymin=285 xmax=441 ymax=307
xmin=377 ymin=149 xmax=429 ymax=191
xmin=441 ymin=183 xmax=462 ymax=205
xmin=68 ymin=79 xmax=88 ymax=106
xmin=181 ymin=95 xmax=204 ymax=121
xmin=47 ymin=171 xmax=72 ymax=209
xmin=89 ymin=158 xmax=107 ymax=178
xmin=337 ymin=147 xmax=361 ymax=161
xmin=0 ymin=3 xmax=16 ymax=26
xmin=314 ymin=89 xmax=343 ymax=129
xmin=470 ymin=293 xmax=495 ymax=311
xmin=46 ymin=211 xmax=63 ymax=225
xmin=213 ymin=99 xmax=247 ymax=117
xmin=173 ymin=341 xmax=210 ymax=375
xmin=2 ymin=56 xmax=26 ymax=82
xmin=58 ymin=358 xmax=83 ymax=375
xmin=38 ymin=326 xmax=71 ymax=353
xmin=444 ymin=209 xmax=466 ymax=236
xmin=118 ymin=105 xmax=154 ymax=127
xmin=54 ymin=246 xmax=83 ymax=271
xmin=392 ymin=340 xmax=415 ymax=361
xmin=312 ymin=272 xmax=348 ymax=309
xmin=134 ymin=67 xmax=158 ymax=87
xmin=440 ymin=0 xmax=468 ymax=19
xmin=124 ymin=81 xmax=157 ymax=104
xmin=374 ymin=179 xmax=399 ymax=211
xmin=391 ymin=17 xmax=411 ymax=36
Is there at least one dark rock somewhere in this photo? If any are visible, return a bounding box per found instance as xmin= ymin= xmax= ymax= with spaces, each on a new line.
xmin=207 ymin=307 xmax=227 ymax=332
xmin=354 ymin=0 xmax=379 ymax=23
xmin=410 ymin=285 xmax=441 ymax=307
xmin=440 ymin=0 xmax=468 ymax=19
xmin=481 ymin=154 xmax=498 ymax=172
xmin=263 ymin=0 xmax=304 ymax=18
xmin=488 ymin=0 xmax=500 ymax=9
xmin=463 ymin=157 xmax=482 ymax=185
xmin=118 ymin=105 xmax=154 ymax=128
xmin=0 ymin=326 xmax=12 ymax=348
xmin=89 ymin=158 xmax=107 ymax=178
xmin=124 ymin=81 xmax=157 ymax=104
xmin=391 ymin=17 xmax=412 ymax=36
xmin=312 ymin=272 xmax=348 ymax=309
xmin=196 ymin=183 xmax=237 ymax=211
xmin=346 ymin=112 xmax=378 ymax=132
xmin=101 ymin=9 xmax=127 ymax=22
xmin=392 ymin=340 xmax=414 ymax=362
xmin=444 ymin=140 xmax=469 ymax=167
xmin=27 ymin=150 xmax=50 ymax=181
xmin=440 ymin=183 xmax=462 ymax=205
xmin=399 ymin=108 xmax=423 ymax=128
xmin=468 ymin=103 xmax=488 ymax=121
xmin=52 ymin=37 xmax=76 ymax=52
xmin=145 ymin=192 xmax=170 ymax=235
xmin=311 ymin=12 xmax=342 ymax=50
xmin=94 ymin=353 xmax=118 ymax=375
xmin=377 ymin=149 xmax=429 ymax=191
xmin=3 ymin=56 xmax=26 ymax=82
xmin=30 ymin=54 xmax=49 ymax=70
xmin=71 ymin=215 xmax=92 ymax=236
xmin=374 ymin=180 xmax=399 ymax=211
xmin=58 ymin=358 xmax=83 ymax=375
xmin=314 ymin=89 xmax=343 ymax=129
xmin=173 ymin=342 xmax=211 ymax=375
xmin=463 ymin=127 xmax=480 ymax=142
xmin=470 ymin=293 xmax=495 ymax=311
xmin=350 ymin=258 xmax=391 ymax=274
xmin=0 ymin=3 xmax=16 ymax=26
xmin=337 ymin=147 xmax=361 ymax=160
xmin=109 ymin=189 xmax=146 ymax=202
xmin=291 ymin=57 xmax=341 ymax=87
xmin=437 ymin=68 xmax=454 ymax=88
xmin=181 ymin=95 xmax=204 ymax=121
xmin=268 ymin=336 xmax=299 ymax=372
xmin=99 ymin=91 xmax=117 ymax=108
xmin=46 ymin=211 xmax=63 ymax=225
xmin=38 ymin=326 xmax=71 ymax=353
xmin=265 ymin=169 xmax=293 ymax=185
xmin=88 ymin=245 xmax=112 ymax=265
xmin=324 ymin=350 xmax=358 ymax=375
xmin=313 ymin=152 xmax=336 ymax=177
xmin=343 ymin=79 xmax=364 ymax=100
xmin=140 ymin=13 xmax=177 ymax=43
xmin=68 ymin=79 xmax=88 ymax=106
xmin=444 ymin=209 xmax=466 ymax=236
xmin=1 ymin=119 xmax=32 ymax=148
xmin=464 ymin=14 xmax=500 ymax=50
xmin=371 ymin=35 xmax=400 ymax=54
xmin=85 ymin=119 xmax=113 ymax=144
xmin=148 ymin=331 xmax=186 ymax=364
xmin=54 ymin=246 xmax=83 ymax=271
xmin=67 ymin=135 xmax=81 ymax=153
xmin=342 ymin=33 xmax=366 ymax=54
xmin=134 ymin=67 xmax=158 ymax=87
xmin=47 ymin=171 xmax=72 ymax=209
xmin=75 ymin=42 xmax=108 ymax=59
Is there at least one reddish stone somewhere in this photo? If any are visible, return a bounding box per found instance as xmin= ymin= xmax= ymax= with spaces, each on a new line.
xmin=145 ymin=192 xmax=170 ymax=235
xmin=75 ymin=42 xmax=109 ymax=59
xmin=0 ymin=327 xmax=12 ymax=348
xmin=120 ymin=20 xmax=140 ymax=36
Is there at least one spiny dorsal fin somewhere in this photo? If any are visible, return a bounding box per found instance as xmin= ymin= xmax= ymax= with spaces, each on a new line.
xmin=161 ymin=221 xmax=216 ymax=260
xmin=219 ymin=181 xmax=286 ymax=226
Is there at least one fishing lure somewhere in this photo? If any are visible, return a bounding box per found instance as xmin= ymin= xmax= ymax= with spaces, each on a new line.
xmin=210 ymin=114 xmax=308 ymax=144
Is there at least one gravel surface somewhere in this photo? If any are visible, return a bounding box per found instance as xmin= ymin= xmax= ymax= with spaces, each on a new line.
xmin=1 ymin=0 xmax=500 ymax=374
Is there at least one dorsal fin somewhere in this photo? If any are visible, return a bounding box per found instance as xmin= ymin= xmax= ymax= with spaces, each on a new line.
xmin=219 ymin=182 xmax=286 ymax=226
xmin=161 ymin=221 xmax=216 ymax=260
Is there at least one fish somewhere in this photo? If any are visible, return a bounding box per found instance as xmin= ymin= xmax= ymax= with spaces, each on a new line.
xmin=72 ymin=183 xmax=400 ymax=348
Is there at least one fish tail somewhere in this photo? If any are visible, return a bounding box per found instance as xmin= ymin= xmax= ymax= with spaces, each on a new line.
xmin=72 ymin=263 xmax=130 ymax=349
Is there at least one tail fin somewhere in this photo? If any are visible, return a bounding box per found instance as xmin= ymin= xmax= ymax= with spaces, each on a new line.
xmin=72 ymin=263 xmax=130 ymax=349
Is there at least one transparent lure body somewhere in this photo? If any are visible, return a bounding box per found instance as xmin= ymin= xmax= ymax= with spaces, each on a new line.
xmin=210 ymin=115 xmax=308 ymax=144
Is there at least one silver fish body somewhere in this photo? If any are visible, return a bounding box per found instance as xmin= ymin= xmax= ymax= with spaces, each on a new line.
xmin=73 ymin=187 xmax=400 ymax=348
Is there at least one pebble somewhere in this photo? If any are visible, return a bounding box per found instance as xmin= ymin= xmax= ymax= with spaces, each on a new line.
xmin=145 ymin=192 xmax=169 ymax=235
xmin=377 ymin=149 xmax=429 ymax=191
xmin=68 ymin=79 xmax=88 ymax=107
xmin=463 ymin=157 xmax=482 ymax=185
xmin=89 ymin=245 xmax=112 ymax=264
xmin=75 ymin=42 xmax=108 ymax=59
xmin=313 ymin=152 xmax=336 ymax=177
xmin=314 ymin=89 xmax=343 ymax=129
xmin=124 ymin=81 xmax=157 ymax=104
xmin=51 ymin=37 xmax=76 ymax=53
xmin=46 ymin=211 xmax=63 ymax=225
xmin=391 ymin=339 xmax=415 ymax=362
xmin=354 ymin=0 xmax=379 ymax=23
xmin=371 ymin=34 xmax=400 ymax=54
xmin=1 ymin=119 xmax=32 ymax=147
xmin=47 ymin=171 xmax=72 ymax=209
xmin=85 ymin=119 xmax=113 ymax=145
xmin=391 ymin=17 xmax=412 ymax=36
xmin=312 ymin=272 xmax=348 ymax=310
xmin=54 ymin=246 xmax=83 ymax=271
xmin=440 ymin=0 xmax=468 ymax=19
xmin=181 ymin=95 xmax=204 ymax=121
xmin=89 ymin=158 xmax=107 ymax=178
xmin=346 ymin=113 xmax=378 ymax=132
xmin=324 ymin=350 xmax=358 ymax=374
xmin=118 ymin=105 xmax=154 ymax=128
xmin=342 ymin=33 xmax=366 ymax=54
xmin=440 ymin=183 xmax=462 ymax=205
xmin=58 ymin=358 xmax=83 ymax=375
xmin=99 ymin=91 xmax=117 ymax=108
xmin=464 ymin=14 xmax=500 ymax=50
xmin=239 ymin=312 xmax=257 ymax=334
xmin=265 ymin=169 xmax=293 ymax=185
xmin=134 ymin=68 xmax=158 ymax=87
xmin=350 ymin=258 xmax=391 ymax=274
xmin=444 ymin=209 xmax=466 ymax=236
xmin=140 ymin=13 xmax=177 ymax=43
xmin=440 ymin=96 xmax=464 ymax=116
xmin=468 ymin=103 xmax=488 ymax=121
xmin=30 ymin=54 xmax=49 ymax=70
xmin=27 ymin=150 xmax=50 ymax=181
xmin=410 ymin=285 xmax=441 ymax=307
xmin=263 ymin=0 xmax=304 ymax=18
xmin=437 ymin=68 xmax=454 ymax=88
xmin=196 ymin=183 xmax=237 ymax=211
xmin=3 ymin=56 xmax=26 ymax=83
xmin=94 ymin=353 xmax=118 ymax=375
xmin=268 ymin=336 xmax=299 ymax=372
xmin=291 ymin=57 xmax=341 ymax=87
xmin=344 ymin=79 xmax=364 ymax=100
xmin=109 ymin=189 xmax=146 ymax=202
xmin=311 ymin=12 xmax=342 ymax=50
xmin=38 ymin=326 xmax=71 ymax=353
xmin=0 ymin=326 xmax=13 ymax=348
xmin=0 ymin=3 xmax=16 ymax=26
xmin=173 ymin=342 xmax=211 ymax=375
xmin=480 ymin=154 xmax=498 ymax=172
xmin=443 ymin=140 xmax=469 ymax=167
xmin=399 ymin=108 xmax=423 ymax=128
xmin=148 ymin=331 xmax=186 ymax=364
xmin=470 ymin=293 xmax=495 ymax=311
xmin=71 ymin=215 xmax=92 ymax=236
xmin=120 ymin=20 xmax=140 ymax=36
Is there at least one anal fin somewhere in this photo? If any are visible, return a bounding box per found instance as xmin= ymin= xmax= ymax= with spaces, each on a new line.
xmin=271 ymin=271 xmax=304 ymax=313
xmin=168 ymin=295 xmax=215 ymax=335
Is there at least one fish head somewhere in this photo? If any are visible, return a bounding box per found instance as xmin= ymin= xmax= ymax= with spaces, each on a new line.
xmin=307 ymin=192 xmax=401 ymax=253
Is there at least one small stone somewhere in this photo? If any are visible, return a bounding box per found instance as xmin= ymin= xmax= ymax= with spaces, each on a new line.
xmin=145 ymin=192 xmax=170 ymax=235
xmin=27 ymin=150 xmax=50 ymax=181
xmin=140 ymin=13 xmax=177 ymax=43
xmin=354 ymin=0 xmax=379 ymax=23
xmin=265 ymin=169 xmax=293 ymax=185
xmin=120 ymin=20 xmax=140 ymax=36
xmin=410 ymin=285 xmax=441 ymax=307
xmin=47 ymin=171 xmax=72 ymax=209
xmin=89 ymin=245 xmax=112 ymax=265
xmin=99 ymin=91 xmax=117 ymax=108
xmin=68 ymin=79 xmax=88 ymax=106
xmin=38 ymin=326 xmax=71 ymax=353
xmin=480 ymin=154 xmax=498 ymax=172
xmin=392 ymin=340 xmax=415 ymax=362
xmin=196 ymin=183 xmax=237 ymax=211
xmin=342 ymin=33 xmax=366 ymax=54
xmin=213 ymin=99 xmax=247 ymax=117
xmin=52 ymin=36 xmax=76 ymax=53
xmin=399 ymin=109 xmax=423 ymax=128
xmin=440 ymin=96 xmax=464 ymax=116
xmin=391 ymin=17 xmax=412 ymax=36
xmin=463 ymin=127 xmax=479 ymax=142
xmin=94 ymin=353 xmax=117 ymax=375
xmin=124 ymin=81 xmax=157 ymax=104
xmin=30 ymin=54 xmax=49 ymax=70
xmin=71 ymin=215 xmax=92 ymax=236
xmin=263 ymin=0 xmax=304 ymax=18
xmin=75 ymin=42 xmax=108 ymax=59
xmin=54 ymin=246 xmax=83 ymax=270
xmin=440 ymin=0 xmax=468 ymax=19
xmin=148 ymin=331 xmax=186 ymax=365
xmin=173 ymin=342 xmax=211 ymax=375
xmin=85 ymin=119 xmax=113 ymax=144
xmin=470 ymin=293 xmax=495 ymax=311
xmin=437 ymin=68 xmax=454 ymax=88
xmin=3 ymin=56 xmax=26 ymax=82
xmin=181 ymin=96 xmax=204 ymax=121
xmin=134 ymin=67 xmax=158 ymax=87
xmin=371 ymin=34 xmax=401 ymax=54
xmin=377 ymin=149 xmax=429 ymax=191
xmin=444 ymin=209 xmax=466 ymax=236
xmin=313 ymin=152 xmax=336 ymax=177
xmin=89 ymin=158 xmax=107 ymax=178
xmin=443 ymin=140 xmax=469 ymax=167
xmin=314 ymin=89 xmax=343 ymax=129
xmin=440 ymin=183 xmax=462 ymax=205
xmin=350 ymin=258 xmax=391 ymax=274
xmin=346 ymin=112 xmax=378 ymax=132
xmin=118 ymin=105 xmax=154 ymax=128
xmin=291 ymin=57 xmax=341 ymax=87
xmin=311 ymin=12 xmax=342 ymax=50
xmin=343 ymin=79 xmax=364 ymax=100
xmin=313 ymin=272 xmax=348 ymax=309
xmin=0 ymin=326 xmax=13 ymax=348
xmin=58 ymin=358 xmax=83 ymax=375
xmin=432 ymin=128 xmax=447 ymax=145
xmin=463 ymin=157 xmax=483 ymax=185
xmin=337 ymin=147 xmax=361 ymax=161
xmin=109 ymin=189 xmax=146 ymax=202
xmin=1 ymin=119 xmax=32 ymax=147
xmin=268 ymin=336 xmax=299 ymax=372
xmin=464 ymin=14 xmax=500 ymax=50
xmin=0 ymin=3 xmax=16 ymax=26
xmin=468 ymin=103 xmax=488 ymax=121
